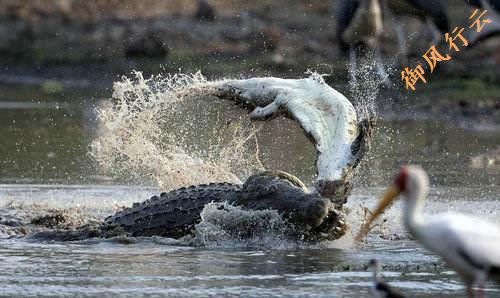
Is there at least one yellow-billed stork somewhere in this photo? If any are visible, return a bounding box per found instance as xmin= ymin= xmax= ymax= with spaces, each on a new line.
xmin=357 ymin=165 xmax=500 ymax=297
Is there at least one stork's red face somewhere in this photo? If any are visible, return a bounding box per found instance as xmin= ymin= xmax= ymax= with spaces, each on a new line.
xmin=394 ymin=166 xmax=409 ymax=193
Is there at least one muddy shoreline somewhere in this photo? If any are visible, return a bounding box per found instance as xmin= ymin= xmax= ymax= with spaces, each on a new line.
xmin=0 ymin=1 xmax=499 ymax=130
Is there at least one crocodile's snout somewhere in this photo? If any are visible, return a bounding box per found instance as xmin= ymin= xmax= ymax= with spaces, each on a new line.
xmin=303 ymin=198 xmax=333 ymax=228
xmin=315 ymin=179 xmax=342 ymax=197
xmin=315 ymin=179 xmax=353 ymax=203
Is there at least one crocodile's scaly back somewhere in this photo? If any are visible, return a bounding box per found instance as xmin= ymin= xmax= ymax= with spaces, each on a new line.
xmin=28 ymin=174 xmax=345 ymax=242
xmin=104 ymin=182 xmax=240 ymax=238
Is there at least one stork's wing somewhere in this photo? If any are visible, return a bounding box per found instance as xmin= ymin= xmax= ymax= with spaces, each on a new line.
xmin=425 ymin=213 xmax=500 ymax=269
xmin=214 ymin=76 xmax=362 ymax=195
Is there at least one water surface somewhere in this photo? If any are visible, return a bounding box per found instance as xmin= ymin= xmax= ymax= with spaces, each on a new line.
xmin=0 ymin=83 xmax=499 ymax=297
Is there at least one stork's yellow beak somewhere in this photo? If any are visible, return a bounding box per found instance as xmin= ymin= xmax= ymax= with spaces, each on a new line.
xmin=355 ymin=185 xmax=401 ymax=242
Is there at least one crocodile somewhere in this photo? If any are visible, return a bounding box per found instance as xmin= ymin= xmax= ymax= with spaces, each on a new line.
xmin=27 ymin=76 xmax=375 ymax=243
xmin=28 ymin=118 xmax=372 ymax=243
xmin=28 ymin=172 xmax=347 ymax=242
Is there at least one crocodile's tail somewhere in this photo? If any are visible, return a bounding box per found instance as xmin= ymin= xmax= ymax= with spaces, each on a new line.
xmin=26 ymin=224 xmax=107 ymax=242
xmin=104 ymin=182 xmax=241 ymax=238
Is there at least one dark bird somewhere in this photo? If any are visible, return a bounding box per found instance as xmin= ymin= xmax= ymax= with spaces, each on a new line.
xmin=369 ymin=259 xmax=405 ymax=298
xmin=336 ymin=0 xmax=449 ymax=56
xmin=336 ymin=0 xmax=383 ymax=55
xmin=335 ymin=0 xmax=389 ymax=86
xmin=466 ymin=0 xmax=500 ymax=12
xmin=464 ymin=0 xmax=500 ymax=45
xmin=335 ymin=0 xmax=449 ymax=86
xmin=386 ymin=0 xmax=449 ymax=35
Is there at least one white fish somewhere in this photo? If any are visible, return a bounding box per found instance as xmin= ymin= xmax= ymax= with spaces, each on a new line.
xmin=214 ymin=76 xmax=366 ymax=198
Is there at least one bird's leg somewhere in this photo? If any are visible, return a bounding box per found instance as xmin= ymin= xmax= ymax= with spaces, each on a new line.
xmin=479 ymin=283 xmax=485 ymax=298
xmin=374 ymin=40 xmax=391 ymax=87
xmin=425 ymin=18 xmax=443 ymax=48
xmin=380 ymin=0 xmax=406 ymax=65
xmin=473 ymin=272 xmax=488 ymax=298
xmin=467 ymin=285 xmax=474 ymax=298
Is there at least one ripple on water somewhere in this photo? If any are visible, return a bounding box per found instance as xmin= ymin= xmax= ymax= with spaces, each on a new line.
xmin=0 ymin=184 xmax=499 ymax=297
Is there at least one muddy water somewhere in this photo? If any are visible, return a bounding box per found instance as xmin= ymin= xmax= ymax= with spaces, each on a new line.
xmin=1 ymin=84 xmax=498 ymax=187
xmin=0 ymin=83 xmax=499 ymax=297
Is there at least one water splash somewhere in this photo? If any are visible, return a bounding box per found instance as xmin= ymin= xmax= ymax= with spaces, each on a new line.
xmin=89 ymin=71 xmax=264 ymax=191
xmin=194 ymin=201 xmax=298 ymax=249
xmin=87 ymin=68 xmax=385 ymax=247
xmin=347 ymin=55 xmax=384 ymax=121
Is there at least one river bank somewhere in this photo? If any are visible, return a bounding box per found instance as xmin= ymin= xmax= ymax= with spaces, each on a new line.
xmin=1 ymin=0 xmax=499 ymax=130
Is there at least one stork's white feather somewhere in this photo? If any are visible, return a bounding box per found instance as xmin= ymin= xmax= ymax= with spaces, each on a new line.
xmin=215 ymin=76 xmax=358 ymax=184
xmin=417 ymin=213 xmax=500 ymax=276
